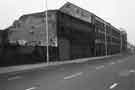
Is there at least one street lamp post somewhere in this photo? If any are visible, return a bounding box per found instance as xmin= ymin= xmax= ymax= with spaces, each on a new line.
xmin=45 ymin=0 xmax=49 ymax=63
xmin=120 ymin=32 xmax=122 ymax=53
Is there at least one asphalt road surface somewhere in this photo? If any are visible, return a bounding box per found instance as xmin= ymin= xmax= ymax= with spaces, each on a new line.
xmin=0 ymin=55 xmax=135 ymax=90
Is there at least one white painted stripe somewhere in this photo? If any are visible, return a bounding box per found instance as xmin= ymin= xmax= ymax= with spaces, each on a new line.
xmin=118 ymin=60 xmax=123 ymax=63
xmin=8 ymin=76 xmax=22 ymax=80
xmin=110 ymin=62 xmax=115 ymax=65
xmin=25 ymin=87 xmax=36 ymax=90
xmin=129 ymin=70 xmax=135 ymax=73
xmin=64 ymin=72 xmax=83 ymax=80
xmin=96 ymin=65 xmax=105 ymax=70
xmin=109 ymin=83 xmax=119 ymax=89
xmin=117 ymin=60 xmax=121 ymax=63
xmin=60 ymin=68 xmax=65 ymax=70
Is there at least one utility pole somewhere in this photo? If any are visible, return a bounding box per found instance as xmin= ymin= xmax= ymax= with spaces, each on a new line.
xmin=45 ymin=0 xmax=49 ymax=63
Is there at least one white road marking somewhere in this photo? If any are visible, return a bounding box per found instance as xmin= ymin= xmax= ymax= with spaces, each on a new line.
xmin=110 ymin=62 xmax=115 ymax=65
xmin=109 ymin=83 xmax=119 ymax=89
xmin=64 ymin=72 xmax=83 ymax=80
xmin=95 ymin=65 xmax=105 ymax=70
xmin=129 ymin=69 xmax=135 ymax=73
xmin=119 ymin=69 xmax=135 ymax=77
xmin=117 ymin=60 xmax=121 ymax=63
xmin=25 ymin=87 xmax=36 ymax=90
xmin=119 ymin=70 xmax=131 ymax=77
xmin=117 ymin=60 xmax=123 ymax=63
xmin=8 ymin=76 xmax=22 ymax=80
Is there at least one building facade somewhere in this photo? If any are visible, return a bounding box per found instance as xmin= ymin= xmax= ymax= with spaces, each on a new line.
xmin=2 ymin=2 xmax=127 ymax=63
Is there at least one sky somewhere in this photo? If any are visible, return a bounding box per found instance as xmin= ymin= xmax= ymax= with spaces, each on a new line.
xmin=0 ymin=0 xmax=134 ymax=45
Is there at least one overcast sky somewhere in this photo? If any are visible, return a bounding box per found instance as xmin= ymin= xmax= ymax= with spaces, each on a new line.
xmin=0 ymin=0 xmax=134 ymax=44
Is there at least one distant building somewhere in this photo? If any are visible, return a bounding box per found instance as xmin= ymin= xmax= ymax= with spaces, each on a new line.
xmin=120 ymin=30 xmax=127 ymax=52
xmin=127 ymin=42 xmax=135 ymax=54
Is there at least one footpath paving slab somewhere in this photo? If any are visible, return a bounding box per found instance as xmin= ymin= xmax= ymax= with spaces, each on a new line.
xmin=0 ymin=54 xmax=120 ymax=74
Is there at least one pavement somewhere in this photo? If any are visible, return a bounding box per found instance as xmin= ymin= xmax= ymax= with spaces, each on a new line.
xmin=0 ymin=54 xmax=134 ymax=90
xmin=0 ymin=54 xmax=116 ymax=74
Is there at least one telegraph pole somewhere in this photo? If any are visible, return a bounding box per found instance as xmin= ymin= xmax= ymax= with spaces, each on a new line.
xmin=45 ymin=0 xmax=49 ymax=63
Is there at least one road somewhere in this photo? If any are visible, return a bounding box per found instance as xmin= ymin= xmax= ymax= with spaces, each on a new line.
xmin=0 ymin=55 xmax=135 ymax=90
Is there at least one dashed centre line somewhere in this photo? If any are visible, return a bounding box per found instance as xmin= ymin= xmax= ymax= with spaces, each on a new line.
xmin=129 ymin=69 xmax=135 ymax=73
xmin=109 ymin=83 xmax=119 ymax=89
xmin=64 ymin=72 xmax=83 ymax=80
xmin=8 ymin=76 xmax=22 ymax=80
xmin=25 ymin=87 xmax=37 ymax=90
xmin=109 ymin=62 xmax=115 ymax=65
xmin=117 ymin=60 xmax=123 ymax=63
xmin=95 ymin=65 xmax=105 ymax=70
